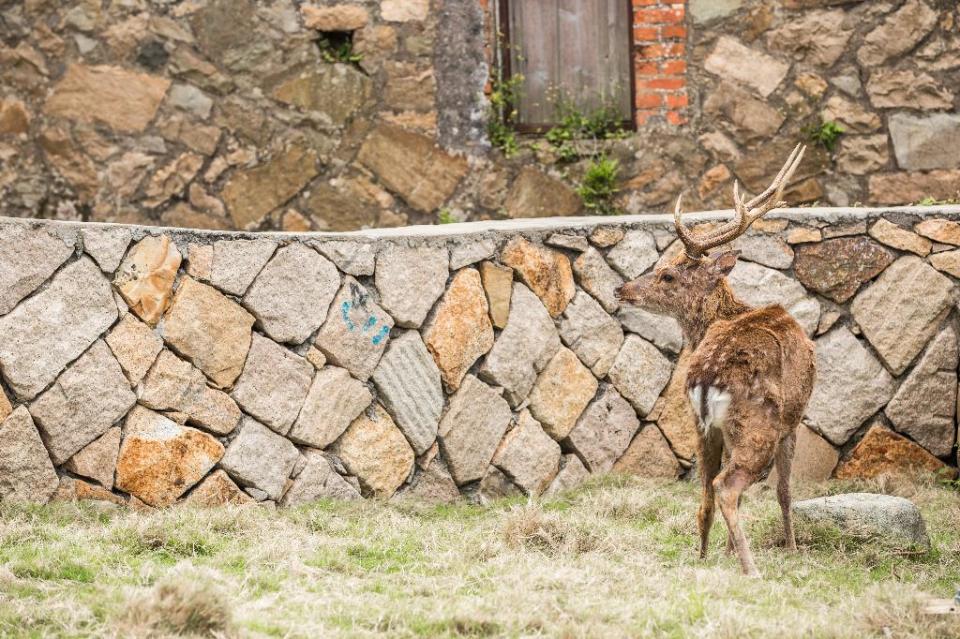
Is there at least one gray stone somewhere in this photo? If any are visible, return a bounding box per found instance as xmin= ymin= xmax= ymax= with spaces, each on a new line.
xmin=793 ymin=493 xmax=930 ymax=551
xmin=0 ymin=407 xmax=59 ymax=503
xmin=280 ymin=450 xmax=361 ymax=506
xmin=851 ymin=256 xmax=954 ymax=375
xmin=572 ymin=247 xmax=624 ymax=313
xmin=606 ymin=230 xmax=659 ymax=279
xmin=704 ymin=36 xmax=789 ymax=97
xmin=0 ymin=257 xmax=116 ymax=399
xmin=231 ymin=333 xmax=313 ymax=435
xmin=449 ymin=238 xmax=496 ymax=270
xmin=105 ymin=313 xmax=164 ymax=385
xmin=806 ymin=327 xmax=896 ymax=445
xmin=492 ymin=410 xmax=561 ymax=496
xmin=731 ymin=234 xmax=794 ymax=269
xmin=837 ymin=135 xmax=890 ymax=176
xmin=289 ymin=366 xmax=372 ymax=449
xmin=566 ymin=385 xmax=640 ymax=473
xmin=243 ymin=244 xmax=340 ymax=344
xmin=527 ymin=347 xmax=599 ymax=441
xmin=857 ymin=0 xmax=938 ymax=67
xmin=766 ymin=9 xmax=851 ymax=67
xmin=438 ymin=375 xmax=512 ymax=485
xmin=607 ymin=335 xmax=672 ymax=417
xmin=728 ymin=261 xmax=820 ymax=336
xmin=617 ymin=306 xmax=684 ymax=354
xmin=314 ymin=278 xmax=394 ymax=381
xmin=371 ymin=331 xmax=443 ymax=455
xmin=63 ymin=426 xmax=121 ymax=490
xmin=312 ymin=241 xmax=377 ymax=276
xmin=81 ymin=227 xmax=131 ymax=273
xmin=30 ymin=340 xmax=135 ymax=465
xmin=543 ymin=454 xmax=590 ymax=497
xmin=559 ymin=291 xmax=624 ymax=377
xmin=547 ymin=233 xmax=589 ymax=252
xmin=885 ymin=326 xmax=957 ymax=457
xmin=167 ymin=83 xmax=213 ymax=119
xmin=220 ymin=418 xmax=299 ymax=501
xmin=477 ymin=465 xmax=522 ymax=503
xmin=397 ymin=457 xmax=461 ymax=503
xmin=689 ymin=0 xmax=742 ymax=23
xmin=479 ymin=283 xmax=561 ymax=406
xmin=139 ymin=350 xmax=242 ymax=436
xmin=375 ymin=245 xmax=448 ymax=328
xmin=0 ymin=223 xmax=74 ymax=317
xmin=209 ymin=239 xmax=277 ymax=296
xmin=866 ymin=69 xmax=953 ymax=110
xmin=889 ymin=113 xmax=960 ymax=171
xmin=704 ymin=82 xmax=785 ymax=142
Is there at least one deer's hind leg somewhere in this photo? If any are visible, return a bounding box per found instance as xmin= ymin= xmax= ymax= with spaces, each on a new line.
xmin=697 ymin=426 xmax=723 ymax=560
xmin=774 ymin=430 xmax=798 ymax=552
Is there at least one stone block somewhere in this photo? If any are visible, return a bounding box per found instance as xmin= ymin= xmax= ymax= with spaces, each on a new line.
xmin=559 ymin=290 xmax=624 ymax=377
xmin=438 ymin=375 xmax=512 ymax=485
xmin=375 ymin=244 xmax=448 ymax=328
xmin=0 ymin=407 xmax=58 ymax=504
xmin=289 ymin=366 xmax=372 ymax=449
xmin=334 ymin=403 xmax=414 ymax=497
xmin=492 ymin=410 xmax=561 ymax=496
xmin=607 ymin=335 xmax=672 ymax=417
xmin=231 ymin=333 xmax=313 ymax=435
xmin=527 ymin=347 xmax=598 ymax=441
xmin=220 ymin=417 xmax=299 ymax=501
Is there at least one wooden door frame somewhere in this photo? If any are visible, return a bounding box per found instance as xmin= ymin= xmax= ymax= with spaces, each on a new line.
xmin=496 ymin=0 xmax=638 ymax=133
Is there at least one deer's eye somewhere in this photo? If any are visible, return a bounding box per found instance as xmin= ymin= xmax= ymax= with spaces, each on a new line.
xmin=660 ymin=272 xmax=675 ymax=283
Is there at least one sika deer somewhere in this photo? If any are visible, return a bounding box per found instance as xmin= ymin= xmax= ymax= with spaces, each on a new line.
xmin=615 ymin=145 xmax=816 ymax=577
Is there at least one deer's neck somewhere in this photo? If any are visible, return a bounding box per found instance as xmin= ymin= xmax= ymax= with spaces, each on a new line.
xmin=681 ymin=285 xmax=752 ymax=348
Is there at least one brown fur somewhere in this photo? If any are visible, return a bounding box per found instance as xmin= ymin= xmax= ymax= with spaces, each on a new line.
xmin=616 ymin=251 xmax=816 ymax=576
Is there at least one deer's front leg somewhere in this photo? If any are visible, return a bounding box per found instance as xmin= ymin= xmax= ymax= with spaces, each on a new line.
xmin=697 ymin=427 xmax=723 ymax=559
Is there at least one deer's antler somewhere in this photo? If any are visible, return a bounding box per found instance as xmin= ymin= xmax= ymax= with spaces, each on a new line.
xmin=674 ymin=144 xmax=806 ymax=258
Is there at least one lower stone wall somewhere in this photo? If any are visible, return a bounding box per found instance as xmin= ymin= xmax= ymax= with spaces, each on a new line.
xmin=1 ymin=207 xmax=958 ymax=508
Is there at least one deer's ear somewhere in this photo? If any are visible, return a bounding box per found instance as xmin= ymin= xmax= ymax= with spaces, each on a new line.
xmin=710 ymin=250 xmax=740 ymax=276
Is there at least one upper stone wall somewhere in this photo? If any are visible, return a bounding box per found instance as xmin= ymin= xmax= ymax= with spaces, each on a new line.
xmin=0 ymin=207 xmax=957 ymax=508
xmin=1 ymin=1 xmax=958 ymax=232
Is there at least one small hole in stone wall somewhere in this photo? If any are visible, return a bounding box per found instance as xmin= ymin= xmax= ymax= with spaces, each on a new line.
xmin=316 ymin=31 xmax=362 ymax=66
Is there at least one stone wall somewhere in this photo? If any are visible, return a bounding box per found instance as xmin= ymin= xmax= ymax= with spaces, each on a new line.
xmin=0 ymin=207 xmax=958 ymax=508
xmin=1 ymin=1 xmax=958 ymax=232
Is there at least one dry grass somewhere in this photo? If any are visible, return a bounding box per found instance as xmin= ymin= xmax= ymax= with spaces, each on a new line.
xmin=0 ymin=475 xmax=957 ymax=638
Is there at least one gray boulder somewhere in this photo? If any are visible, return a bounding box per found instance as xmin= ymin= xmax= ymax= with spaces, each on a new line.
xmin=793 ymin=493 xmax=930 ymax=550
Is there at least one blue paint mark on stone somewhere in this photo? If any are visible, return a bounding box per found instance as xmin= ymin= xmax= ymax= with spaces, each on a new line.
xmin=371 ymin=325 xmax=390 ymax=346
xmin=341 ymin=301 xmax=356 ymax=331
xmin=363 ymin=316 xmax=377 ymax=332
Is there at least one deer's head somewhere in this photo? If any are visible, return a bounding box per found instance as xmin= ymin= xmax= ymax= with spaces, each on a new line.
xmin=615 ymin=144 xmax=805 ymax=320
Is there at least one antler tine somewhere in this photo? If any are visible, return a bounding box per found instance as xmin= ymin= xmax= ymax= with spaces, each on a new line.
xmin=673 ymin=193 xmax=706 ymax=257
xmin=745 ymin=143 xmax=804 ymax=209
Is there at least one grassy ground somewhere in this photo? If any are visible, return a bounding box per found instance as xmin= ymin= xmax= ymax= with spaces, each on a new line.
xmin=0 ymin=474 xmax=957 ymax=639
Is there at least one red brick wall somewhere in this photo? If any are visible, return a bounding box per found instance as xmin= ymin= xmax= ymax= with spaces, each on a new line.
xmin=632 ymin=0 xmax=688 ymax=126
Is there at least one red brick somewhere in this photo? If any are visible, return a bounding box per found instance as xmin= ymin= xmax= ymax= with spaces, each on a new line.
xmin=634 ymin=7 xmax=684 ymax=24
xmin=638 ymin=42 xmax=686 ymax=59
xmin=661 ymin=25 xmax=687 ymax=39
xmin=664 ymin=92 xmax=689 ymax=108
xmin=635 ymin=60 xmax=660 ymax=76
xmin=633 ymin=26 xmax=659 ymax=42
xmin=660 ymin=59 xmax=687 ymax=75
xmin=631 ymin=0 xmax=663 ymax=6
xmin=635 ymin=109 xmax=659 ymax=126
xmin=666 ymin=110 xmax=688 ymax=125
xmin=638 ymin=77 xmax=685 ymax=90
xmin=635 ymin=92 xmax=664 ymax=109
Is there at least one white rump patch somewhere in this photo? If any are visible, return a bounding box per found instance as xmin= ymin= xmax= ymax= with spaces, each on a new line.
xmin=688 ymin=385 xmax=732 ymax=434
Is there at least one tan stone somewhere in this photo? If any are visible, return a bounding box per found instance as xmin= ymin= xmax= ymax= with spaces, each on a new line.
xmin=0 ymin=407 xmax=59 ymax=504
xmin=916 ymin=219 xmax=960 ymax=246
xmin=160 ymin=277 xmax=255 ymax=388
xmin=334 ymin=403 xmax=415 ymax=497
xmin=704 ymin=35 xmax=788 ymax=97
xmin=0 ymin=387 xmax=10 ymax=422
xmin=866 ymin=69 xmax=953 ymax=110
xmin=500 ymin=237 xmax=575 ymax=317
xmin=767 ymin=424 xmax=838 ymax=485
xmin=221 ymin=144 xmax=319 ymax=229
xmin=589 ymin=226 xmax=625 ymax=248
xmin=868 ymin=219 xmax=932 ymax=256
xmin=230 ymin=334 xmax=313 ymax=435
xmin=300 ymin=4 xmax=369 ymax=30
xmin=438 ymin=375 xmax=513 ymax=485
xmin=703 ymin=82 xmax=785 ymax=142
xmin=613 ymin=425 xmax=682 ymax=479
xmin=45 ymin=64 xmax=170 ymax=132
xmin=423 ymin=268 xmax=494 ymax=391
xmin=271 ymin=65 xmax=372 ymax=124
xmin=527 ymin=347 xmax=599 ymax=441
xmin=115 ymin=406 xmax=224 ymax=507
xmin=857 ymin=0 xmax=938 ymax=67
xmin=63 ymin=426 xmax=121 ymax=490
xmin=0 ymin=98 xmax=30 ymax=134
xmin=38 ymin=126 xmax=99 ymax=201
xmin=105 ymin=313 xmax=163 ymax=385
xmin=357 ymin=125 xmax=467 ymax=212
xmin=930 ymin=250 xmax=960 ymax=278
xmin=143 ymin=153 xmax=204 ymax=208
xmin=479 ymin=261 xmax=512 ymax=329
xmin=654 ymin=350 xmax=697 ymax=461
xmin=834 ymin=423 xmax=956 ymax=480
xmin=821 ymin=96 xmax=881 ymax=133
xmin=491 ymin=410 xmax=561 ymax=496
xmin=794 ymin=72 xmax=828 ymax=98
xmin=868 ymin=171 xmax=960 ymax=205
xmin=786 ymin=227 xmax=822 ymax=244
xmin=52 ymin=477 xmax=125 ymax=507
xmin=113 ymin=235 xmax=182 ymax=326
xmin=503 ymin=166 xmax=582 ymax=218
xmin=837 ymin=135 xmax=889 ymax=176
xmin=183 ymin=469 xmax=253 ymax=506
xmin=381 ymin=0 xmax=429 ymax=22
xmin=289 ymin=366 xmax=372 ymax=449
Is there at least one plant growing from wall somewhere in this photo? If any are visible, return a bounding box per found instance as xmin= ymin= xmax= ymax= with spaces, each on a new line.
xmin=317 ymin=32 xmax=362 ymax=64
xmin=577 ymin=155 xmax=621 ymax=215
xmin=487 ymin=72 xmax=523 ymax=157
xmin=545 ymin=97 xmax=627 ymax=162
xmin=804 ymin=120 xmax=844 ymax=152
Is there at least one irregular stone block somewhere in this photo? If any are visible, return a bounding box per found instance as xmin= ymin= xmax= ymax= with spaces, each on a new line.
xmin=559 ymin=290 xmax=624 ymax=377
xmin=334 ymin=403 xmax=415 ymax=497
xmin=590 ymin=226 xmax=625 ymax=248
xmin=477 ymin=465 xmax=522 ymax=503
xmin=63 ymin=426 xmax=121 ymax=490
xmin=851 ymin=256 xmax=954 ymax=375
xmin=915 ymin=219 xmax=960 ymax=246
xmin=543 ymin=454 xmax=590 ymax=497
xmin=527 ymin=347 xmax=598 ymax=441
xmin=866 ymin=69 xmax=953 ymax=110
xmin=806 ymin=328 xmax=895 ymax=445
xmin=868 ymin=170 xmax=960 ymax=206
xmin=479 ymin=283 xmax=561 ymax=406
xmin=837 ymin=134 xmax=889 ymax=176
xmin=423 ymin=268 xmax=494 ymax=390
xmin=767 ymin=423 xmax=838 ymax=485
xmin=183 ymin=469 xmax=253 ymax=506
xmin=375 ymin=244 xmax=448 ymax=328
xmin=479 ymin=261 xmax=513 ymax=329
xmin=301 ymin=4 xmax=369 ymax=30
xmin=116 ymin=406 xmax=224 ymax=507
xmin=105 ymin=313 xmax=164 ymax=385
xmin=728 ymin=261 xmax=820 ymax=335
xmin=492 ymin=410 xmax=561 ymax=496
xmin=820 ymin=95 xmax=881 ymax=133
xmin=220 ymin=418 xmax=299 ymax=501
xmin=868 ymin=219 xmax=931 ymax=256
xmin=885 ymin=326 xmax=957 ymax=457
xmin=289 ymin=366 xmax=372 ymax=449
xmin=439 ymin=375 xmax=513 ymax=485
xmin=889 ymin=113 xmax=960 ymax=171
xmin=0 ymin=388 xmax=11 ymax=423
xmin=221 ymin=144 xmax=319 ymax=229
xmin=731 ymin=234 xmax=794 ymax=269
xmin=381 ymin=0 xmax=429 ymax=21
xmin=653 ymin=349 xmax=698 ymax=461
xmin=0 ymin=225 xmax=73 ymax=316
xmin=766 ymin=9 xmax=851 ymax=67
xmin=794 ymin=237 xmax=894 ymax=303
xmin=271 ymin=65 xmax=371 ymax=125
xmin=140 ymin=350 xmax=242 ymax=435
xmin=606 ymin=230 xmax=659 ymax=279
xmin=372 ymin=331 xmax=443 ymax=455
xmin=503 ymin=166 xmax=582 ymax=218
xmin=0 ymin=257 xmax=117 ymax=399
xmin=614 ymin=424 xmax=682 ymax=479
xmin=281 ymin=450 xmax=361 ymax=506
xmin=315 ymin=277 xmax=394 ymax=381
xmin=546 ymin=233 xmax=589 ymax=252
xmin=30 ymin=340 xmax=136 ymax=464
xmin=857 ymin=0 xmax=938 ymax=67
xmin=231 ymin=334 xmax=313 ymax=435
xmin=704 ymin=36 xmax=789 ymax=97
xmin=113 ymin=235 xmax=181 ymax=326
xmin=312 ymin=241 xmax=376 ymax=276
xmin=52 ymin=477 xmax=126 ymax=507
xmin=930 ymin=250 xmax=960 ymax=279
xmin=208 ymin=239 xmax=277 ymax=296
xmin=243 ymin=244 xmax=340 ymax=344
xmin=449 ymin=238 xmax=497 ymax=270
xmin=0 ymin=407 xmax=58 ymax=504
xmin=500 ymin=237 xmax=575 ymax=317
xmin=834 ymin=423 xmax=956 ymax=481
xmin=616 ymin=306 xmax=683 ymax=354
xmin=396 ymin=457 xmax=461 ymax=504
xmin=567 ymin=385 xmax=640 ymax=473
xmin=607 ymin=335 xmax=672 ymax=417
xmin=161 ymin=277 xmax=255 ymax=388
xmin=794 ymin=492 xmax=930 ymax=550
xmin=573 ymin=247 xmax=623 ymax=313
